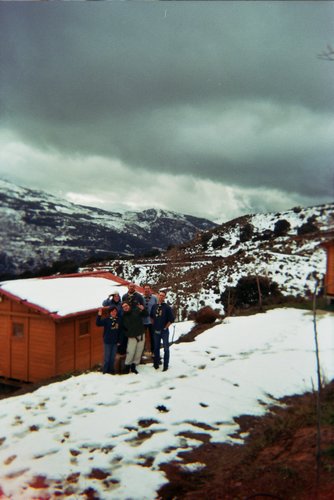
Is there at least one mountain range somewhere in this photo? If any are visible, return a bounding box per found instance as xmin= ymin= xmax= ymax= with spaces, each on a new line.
xmin=1 ymin=179 xmax=333 ymax=315
xmin=0 ymin=179 xmax=215 ymax=278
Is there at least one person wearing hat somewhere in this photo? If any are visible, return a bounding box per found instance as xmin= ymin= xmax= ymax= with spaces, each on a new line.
xmin=96 ymin=306 xmax=122 ymax=375
xmin=102 ymin=290 xmax=123 ymax=315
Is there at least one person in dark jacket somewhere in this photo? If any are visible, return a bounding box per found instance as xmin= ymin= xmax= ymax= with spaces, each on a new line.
xmin=150 ymin=290 xmax=175 ymax=372
xmin=121 ymin=301 xmax=147 ymax=374
xmin=122 ymin=282 xmax=144 ymax=308
xmin=96 ymin=306 xmax=122 ymax=375
xmin=142 ymin=284 xmax=158 ymax=355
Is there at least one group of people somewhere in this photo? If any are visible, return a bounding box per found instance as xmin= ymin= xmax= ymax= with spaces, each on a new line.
xmin=96 ymin=283 xmax=175 ymax=375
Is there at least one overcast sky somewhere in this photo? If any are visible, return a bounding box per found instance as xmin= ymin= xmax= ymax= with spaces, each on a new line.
xmin=0 ymin=1 xmax=333 ymax=222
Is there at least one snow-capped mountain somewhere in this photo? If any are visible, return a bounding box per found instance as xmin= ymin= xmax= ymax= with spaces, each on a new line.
xmin=83 ymin=203 xmax=334 ymax=314
xmin=0 ymin=180 xmax=216 ymax=277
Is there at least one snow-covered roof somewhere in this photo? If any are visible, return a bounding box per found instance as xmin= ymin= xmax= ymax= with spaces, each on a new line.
xmin=0 ymin=273 xmax=136 ymax=318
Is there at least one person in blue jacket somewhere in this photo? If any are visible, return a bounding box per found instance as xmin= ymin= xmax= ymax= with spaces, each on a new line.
xmin=150 ymin=290 xmax=175 ymax=372
xmin=96 ymin=306 xmax=122 ymax=375
xmin=102 ymin=290 xmax=123 ymax=315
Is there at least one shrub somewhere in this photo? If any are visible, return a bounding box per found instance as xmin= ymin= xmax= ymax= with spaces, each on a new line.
xmin=274 ymin=219 xmax=291 ymax=237
xmin=201 ymin=232 xmax=212 ymax=250
xmin=187 ymin=310 xmax=197 ymax=321
xmin=240 ymin=223 xmax=254 ymax=242
xmin=211 ymin=236 xmax=228 ymax=249
xmin=194 ymin=306 xmax=220 ymax=324
xmin=114 ymin=263 xmax=124 ymax=275
xmin=252 ymin=230 xmax=273 ymax=242
xmin=297 ymin=220 xmax=318 ymax=235
xmin=220 ymin=276 xmax=282 ymax=310
xmin=142 ymin=248 xmax=161 ymax=257
xmin=259 ymin=229 xmax=273 ymax=241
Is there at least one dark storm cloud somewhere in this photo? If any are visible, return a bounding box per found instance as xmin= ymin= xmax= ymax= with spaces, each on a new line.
xmin=0 ymin=1 xmax=333 ymax=207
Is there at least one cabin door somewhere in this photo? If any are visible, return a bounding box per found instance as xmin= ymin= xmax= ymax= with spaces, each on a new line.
xmin=10 ymin=317 xmax=29 ymax=380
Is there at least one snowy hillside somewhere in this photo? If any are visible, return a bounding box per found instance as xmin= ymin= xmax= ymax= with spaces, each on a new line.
xmin=83 ymin=203 xmax=334 ymax=315
xmin=0 ymin=309 xmax=333 ymax=499
xmin=0 ymin=180 xmax=215 ymax=277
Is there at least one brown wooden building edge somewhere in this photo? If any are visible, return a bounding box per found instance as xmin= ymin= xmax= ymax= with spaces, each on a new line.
xmin=322 ymin=240 xmax=334 ymax=298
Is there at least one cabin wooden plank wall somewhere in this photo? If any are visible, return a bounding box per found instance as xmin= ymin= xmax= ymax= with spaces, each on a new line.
xmin=0 ymin=295 xmax=104 ymax=383
xmin=10 ymin=316 xmax=29 ymax=381
xmin=56 ymin=320 xmax=75 ymax=375
xmin=73 ymin=315 xmax=103 ymax=371
xmin=0 ymin=295 xmax=30 ymax=380
xmin=91 ymin=320 xmax=103 ymax=367
xmin=55 ymin=316 xmax=103 ymax=376
xmin=0 ymin=295 xmax=56 ymax=382
xmin=0 ymin=295 xmax=11 ymax=378
xmin=75 ymin=316 xmax=91 ymax=371
xmin=29 ymin=316 xmax=55 ymax=382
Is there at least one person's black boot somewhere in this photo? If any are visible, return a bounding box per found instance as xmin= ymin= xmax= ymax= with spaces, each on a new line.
xmin=131 ymin=363 xmax=138 ymax=374
xmin=124 ymin=364 xmax=130 ymax=374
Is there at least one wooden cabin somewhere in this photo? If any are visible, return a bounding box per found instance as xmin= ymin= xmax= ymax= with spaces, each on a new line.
xmin=0 ymin=272 xmax=144 ymax=382
xmin=322 ymin=240 xmax=334 ymax=301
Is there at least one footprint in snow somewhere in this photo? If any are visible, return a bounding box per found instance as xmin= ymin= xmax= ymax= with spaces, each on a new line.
xmin=156 ymin=404 xmax=169 ymax=413
xmin=3 ymin=454 xmax=17 ymax=465
xmin=5 ymin=468 xmax=30 ymax=480
xmin=73 ymin=407 xmax=95 ymax=415
xmin=137 ymin=419 xmax=159 ymax=428
xmin=33 ymin=449 xmax=58 ymax=460
xmin=12 ymin=416 xmax=23 ymax=426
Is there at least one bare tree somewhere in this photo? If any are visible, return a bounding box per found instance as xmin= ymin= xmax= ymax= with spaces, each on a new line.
xmin=312 ymin=280 xmax=322 ymax=499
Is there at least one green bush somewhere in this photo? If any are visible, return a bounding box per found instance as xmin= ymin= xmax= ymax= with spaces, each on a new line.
xmin=221 ymin=276 xmax=282 ymax=310
xmin=274 ymin=219 xmax=291 ymax=237
xmin=239 ymin=223 xmax=254 ymax=242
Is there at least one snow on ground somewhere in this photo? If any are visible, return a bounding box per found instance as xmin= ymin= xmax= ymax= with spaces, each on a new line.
xmin=0 ymin=308 xmax=333 ymax=499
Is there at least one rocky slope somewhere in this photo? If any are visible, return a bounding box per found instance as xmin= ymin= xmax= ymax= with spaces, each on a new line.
xmin=82 ymin=202 xmax=334 ymax=316
xmin=0 ymin=180 xmax=215 ymax=277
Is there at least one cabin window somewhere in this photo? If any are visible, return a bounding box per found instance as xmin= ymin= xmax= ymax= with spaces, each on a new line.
xmin=12 ymin=322 xmax=24 ymax=338
xmin=79 ymin=320 xmax=90 ymax=336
